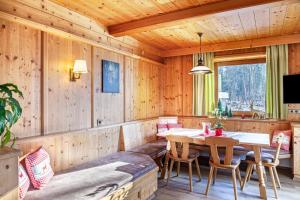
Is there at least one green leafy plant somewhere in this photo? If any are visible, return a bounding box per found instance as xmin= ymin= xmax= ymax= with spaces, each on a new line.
xmin=0 ymin=83 xmax=23 ymax=148
xmin=214 ymin=119 xmax=223 ymax=129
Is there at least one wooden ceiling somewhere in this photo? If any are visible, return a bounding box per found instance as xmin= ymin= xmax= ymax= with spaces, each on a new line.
xmin=51 ymin=0 xmax=224 ymax=26
xmin=51 ymin=0 xmax=300 ymax=52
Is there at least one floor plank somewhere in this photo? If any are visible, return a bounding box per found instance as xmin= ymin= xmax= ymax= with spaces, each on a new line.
xmin=155 ymin=167 xmax=300 ymax=200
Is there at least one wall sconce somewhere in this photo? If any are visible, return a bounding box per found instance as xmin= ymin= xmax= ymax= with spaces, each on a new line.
xmin=70 ymin=59 xmax=88 ymax=81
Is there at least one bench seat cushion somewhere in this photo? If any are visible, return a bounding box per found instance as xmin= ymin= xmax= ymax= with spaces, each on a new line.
xmin=25 ymin=162 xmax=132 ymax=200
xmin=127 ymin=140 xmax=167 ymax=159
xmin=233 ymin=146 xmax=291 ymax=160
xmin=261 ymin=147 xmax=291 ymax=159
xmin=25 ymin=152 xmax=157 ymax=200
xmin=246 ymin=151 xmax=274 ymax=163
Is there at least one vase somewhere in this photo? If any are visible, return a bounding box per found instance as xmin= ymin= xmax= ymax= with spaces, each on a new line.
xmin=215 ymin=128 xmax=223 ymax=136
xmin=202 ymin=122 xmax=211 ymax=135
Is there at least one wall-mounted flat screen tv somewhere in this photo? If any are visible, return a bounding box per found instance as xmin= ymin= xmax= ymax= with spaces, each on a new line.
xmin=283 ymin=74 xmax=300 ymax=104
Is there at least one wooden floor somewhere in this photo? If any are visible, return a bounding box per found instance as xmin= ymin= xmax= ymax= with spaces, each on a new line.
xmin=154 ymin=167 xmax=300 ymax=200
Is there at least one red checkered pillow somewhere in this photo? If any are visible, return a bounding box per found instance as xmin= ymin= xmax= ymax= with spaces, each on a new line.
xmin=157 ymin=123 xmax=168 ymax=133
xmin=271 ymin=130 xmax=292 ymax=151
xmin=167 ymin=123 xmax=183 ymax=129
xmin=25 ymin=147 xmax=54 ymax=189
xmin=19 ymin=164 xmax=30 ymax=200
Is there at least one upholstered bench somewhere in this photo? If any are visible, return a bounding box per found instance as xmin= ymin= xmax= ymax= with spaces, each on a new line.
xmin=120 ymin=121 xmax=168 ymax=171
xmin=126 ymin=140 xmax=167 ymax=159
xmin=25 ymin=152 xmax=158 ymax=200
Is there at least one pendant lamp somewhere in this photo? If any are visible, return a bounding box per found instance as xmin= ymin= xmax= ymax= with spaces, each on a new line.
xmin=189 ymin=33 xmax=212 ymax=74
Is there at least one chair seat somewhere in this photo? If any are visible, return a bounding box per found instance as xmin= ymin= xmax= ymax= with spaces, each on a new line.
xmin=128 ymin=140 xmax=167 ymax=159
xmin=211 ymin=153 xmax=241 ymax=165
xmin=245 ymin=151 xmax=274 ymax=163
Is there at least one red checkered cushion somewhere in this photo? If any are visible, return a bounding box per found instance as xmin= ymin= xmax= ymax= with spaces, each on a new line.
xmin=25 ymin=147 xmax=54 ymax=189
xmin=271 ymin=130 xmax=292 ymax=151
xmin=167 ymin=123 xmax=183 ymax=129
xmin=19 ymin=164 xmax=30 ymax=200
xmin=157 ymin=123 xmax=168 ymax=133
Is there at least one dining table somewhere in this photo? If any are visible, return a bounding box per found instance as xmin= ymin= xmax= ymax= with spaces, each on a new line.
xmin=158 ymin=128 xmax=270 ymax=200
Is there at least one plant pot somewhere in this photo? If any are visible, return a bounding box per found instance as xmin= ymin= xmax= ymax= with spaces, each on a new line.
xmin=0 ymin=147 xmax=20 ymax=199
xmin=215 ymin=128 xmax=223 ymax=136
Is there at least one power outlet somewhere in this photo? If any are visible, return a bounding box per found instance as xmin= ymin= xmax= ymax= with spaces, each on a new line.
xmin=97 ymin=119 xmax=102 ymax=127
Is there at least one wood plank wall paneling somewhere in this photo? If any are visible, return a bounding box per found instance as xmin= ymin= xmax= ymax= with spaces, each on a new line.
xmin=160 ymin=55 xmax=193 ymax=116
xmin=288 ymin=43 xmax=300 ymax=121
xmin=182 ymin=55 xmax=193 ymax=116
xmin=125 ymin=59 xmax=160 ymax=121
xmin=16 ymin=118 xmax=160 ymax=173
xmin=179 ymin=116 xmax=291 ymax=135
xmin=120 ymin=118 xmax=159 ymax=151
xmin=15 ymin=127 xmax=120 ymax=173
xmin=93 ymin=47 xmax=125 ymax=127
xmin=45 ymin=33 xmax=92 ymax=134
xmin=289 ymin=43 xmax=300 ymax=74
xmin=0 ymin=19 xmax=42 ymax=138
xmin=0 ymin=18 xmax=162 ymax=139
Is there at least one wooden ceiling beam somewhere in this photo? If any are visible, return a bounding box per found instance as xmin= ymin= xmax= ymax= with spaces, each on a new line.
xmin=214 ymin=52 xmax=266 ymax=63
xmin=162 ymin=34 xmax=300 ymax=57
xmin=108 ymin=0 xmax=282 ymax=37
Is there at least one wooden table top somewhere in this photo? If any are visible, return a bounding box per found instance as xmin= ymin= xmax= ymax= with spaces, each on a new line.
xmin=158 ymin=128 xmax=270 ymax=147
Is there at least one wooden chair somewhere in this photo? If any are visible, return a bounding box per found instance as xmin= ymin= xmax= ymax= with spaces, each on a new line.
xmin=205 ymin=136 xmax=242 ymax=200
xmin=242 ymin=133 xmax=284 ymax=199
xmin=166 ymin=134 xmax=202 ymax=192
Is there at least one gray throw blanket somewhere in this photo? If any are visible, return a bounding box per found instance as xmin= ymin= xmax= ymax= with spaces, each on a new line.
xmin=25 ymin=162 xmax=133 ymax=200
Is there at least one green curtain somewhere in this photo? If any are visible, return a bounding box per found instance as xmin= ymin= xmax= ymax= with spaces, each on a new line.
xmin=266 ymin=44 xmax=288 ymax=119
xmin=204 ymin=52 xmax=215 ymax=115
xmin=192 ymin=52 xmax=215 ymax=116
xmin=192 ymin=53 xmax=205 ymax=116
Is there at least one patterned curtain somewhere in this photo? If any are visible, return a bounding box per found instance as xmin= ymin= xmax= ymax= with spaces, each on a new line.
xmin=266 ymin=44 xmax=288 ymax=119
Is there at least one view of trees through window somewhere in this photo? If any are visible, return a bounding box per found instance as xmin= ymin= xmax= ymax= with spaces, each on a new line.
xmin=218 ymin=63 xmax=266 ymax=112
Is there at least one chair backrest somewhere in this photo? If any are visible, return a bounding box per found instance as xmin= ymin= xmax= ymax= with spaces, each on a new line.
xmin=273 ymin=133 xmax=285 ymax=162
xmin=205 ymin=136 xmax=239 ymax=166
xmin=166 ymin=134 xmax=193 ymax=160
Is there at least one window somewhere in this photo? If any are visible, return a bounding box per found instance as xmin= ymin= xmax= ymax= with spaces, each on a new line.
xmin=218 ymin=63 xmax=266 ymax=112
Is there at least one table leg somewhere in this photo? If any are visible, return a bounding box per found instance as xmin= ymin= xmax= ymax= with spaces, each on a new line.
xmin=160 ymin=151 xmax=170 ymax=179
xmin=253 ymin=146 xmax=267 ymax=199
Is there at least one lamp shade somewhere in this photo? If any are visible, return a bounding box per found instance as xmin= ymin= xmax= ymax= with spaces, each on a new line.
xmin=189 ymin=65 xmax=212 ymax=74
xmin=73 ymin=60 xmax=88 ymax=73
xmin=189 ymin=58 xmax=212 ymax=74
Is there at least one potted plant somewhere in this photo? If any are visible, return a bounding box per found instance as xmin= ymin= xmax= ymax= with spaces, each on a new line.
xmin=214 ymin=119 xmax=223 ymax=136
xmin=0 ymin=83 xmax=23 ymax=149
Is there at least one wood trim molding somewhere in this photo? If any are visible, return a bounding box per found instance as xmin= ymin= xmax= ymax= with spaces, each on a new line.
xmin=216 ymin=58 xmax=267 ymax=67
xmin=108 ymin=0 xmax=282 ymax=36
xmin=214 ymin=52 xmax=266 ymax=63
xmin=41 ymin=32 xmax=48 ymax=135
xmin=162 ymin=34 xmax=300 ymax=57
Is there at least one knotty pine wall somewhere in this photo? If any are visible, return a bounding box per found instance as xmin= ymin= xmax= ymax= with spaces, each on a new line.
xmin=161 ymin=44 xmax=300 ymax=121
xmin=0 ymin=19 xmax=161 ymax=139
xmin=288 ymin=43 xmax=300 ymax=121
xmin=160 ymin=55 xmax=193 ymax=116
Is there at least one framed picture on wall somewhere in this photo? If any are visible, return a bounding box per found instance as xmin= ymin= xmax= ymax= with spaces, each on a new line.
xmin=102 ymin=60 xmax=120 ymax=93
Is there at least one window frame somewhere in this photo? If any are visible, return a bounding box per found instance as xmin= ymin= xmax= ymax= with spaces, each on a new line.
xmin=214 ymin=58 xmax=266 ymax=116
